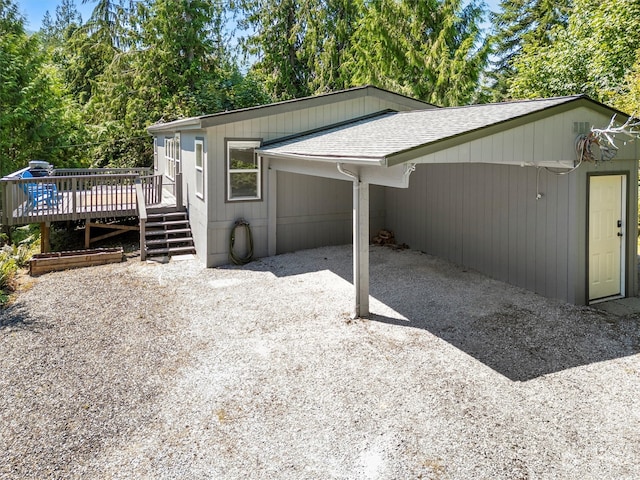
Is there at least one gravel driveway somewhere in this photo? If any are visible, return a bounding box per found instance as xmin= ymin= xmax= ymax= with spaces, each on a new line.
xmin=1 ymin=245 xmax=639 ymax=479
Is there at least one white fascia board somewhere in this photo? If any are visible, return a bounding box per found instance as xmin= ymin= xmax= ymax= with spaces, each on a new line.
xmin=147 ymin=118 xmax=202 ymax=134
xmin=258 ymin=150 xmax=387 ymax=167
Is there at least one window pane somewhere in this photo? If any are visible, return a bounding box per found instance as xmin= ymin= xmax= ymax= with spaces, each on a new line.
xmin=195 ymin=143 xmax=203 ymax=168
xmin=230 ymin=172 xmax=258 ymax=198
xmin=196 ymin=169 xmax=203 ymax=196
xmin=230 ymin=147 xmax=257 ymax=169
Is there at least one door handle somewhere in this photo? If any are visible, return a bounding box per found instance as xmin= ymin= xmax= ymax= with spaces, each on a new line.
xmin=618 ymin=232 xmax=624 ymax=237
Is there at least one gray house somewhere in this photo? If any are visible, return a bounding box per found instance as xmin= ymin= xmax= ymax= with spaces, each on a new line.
xmin=147 ymin=86 xmax=638 ymax=315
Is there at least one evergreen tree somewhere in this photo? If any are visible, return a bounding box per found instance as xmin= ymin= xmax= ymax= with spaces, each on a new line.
xmin=348 ymin=0 xmax=488 ymax=106
xmin=238 ymin=0 xmax=314 ymax=100
xmin=239 ymin=0 xmax=488 ymax=105
xmin=305 ymin=0 xmax=362 ymax=93
xmin=86 ymin=0 xmax=244 ymax=166
xmin=81 ymin=0 xmax=131 ymax=49
xmin=488 ymin=0 xmax=572 ymax=100
xmin=507 ymin=0 xmax=640 ymax=111
xmin=0 ymin=0 xmax=85 ymax=175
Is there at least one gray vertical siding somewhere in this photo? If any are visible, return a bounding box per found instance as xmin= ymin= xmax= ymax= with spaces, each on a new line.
xmin=203 ymin=94 xmax=423 ymax=266
xmin=385 ymin=159 xmax=637 ymax=305
xmin=386 ymin=163 xmax=577 ymax=300
xmin=274 ymin=173 xmax=386 ymax=254
xmin=276 ymin=172 xmax=352 ymax=253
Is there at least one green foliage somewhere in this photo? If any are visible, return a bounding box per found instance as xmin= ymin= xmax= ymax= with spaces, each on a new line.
xmin=507 ymin=0 xmax=640 ymax=111
xmin=40 ymin=0 xmax=83 ymax=46
xmin=83 ymin=0 xmax=247 ymax=166
xmin=347 ymin=0 xmax=489 ymax=106
xmin=0 ymin=225 xmax=39 ymax=305
xmin=238 ymin=0 xmax=489 ymax=105
xmin=238 ymin=0 xmax=314 ymax=100
xmin=487 ymin=0 xmax=571 ymax=100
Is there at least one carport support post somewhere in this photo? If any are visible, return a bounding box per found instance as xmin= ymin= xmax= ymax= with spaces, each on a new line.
xmin=353 ymin=180 xmax=369 ymax=318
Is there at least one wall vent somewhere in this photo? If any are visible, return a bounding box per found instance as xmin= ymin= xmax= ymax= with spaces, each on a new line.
xmin=573 ymin=121 xmax=591 ymax=134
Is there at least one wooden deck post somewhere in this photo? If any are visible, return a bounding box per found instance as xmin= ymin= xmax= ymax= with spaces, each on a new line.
xmin=135 ymin=181 xmax=147 ymax=261
xmin=175 ymin=172 xmax=183 ymax=210
xmin=85 ymin=219 xmax=91 ymax=248
xmin=40 ymin=222 xmax=51 ymax=253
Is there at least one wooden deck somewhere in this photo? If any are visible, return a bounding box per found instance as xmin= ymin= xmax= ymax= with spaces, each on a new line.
xmin=1 ymin=168 xmax=175 ymax=227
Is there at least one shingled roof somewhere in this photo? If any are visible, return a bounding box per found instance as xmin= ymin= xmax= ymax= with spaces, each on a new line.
xmin=259 ymin=95 xmax=615 ymax=166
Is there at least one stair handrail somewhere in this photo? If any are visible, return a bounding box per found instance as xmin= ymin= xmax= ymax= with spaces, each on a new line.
xmin=135 ymin=179 xmax=147 ymax=261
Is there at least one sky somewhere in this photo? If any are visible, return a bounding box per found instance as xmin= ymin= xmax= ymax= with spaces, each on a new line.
xmin=18 ymin=0 xmax=95 ymax=31
xmin=18 ymin=0 xmax=503 ymax=32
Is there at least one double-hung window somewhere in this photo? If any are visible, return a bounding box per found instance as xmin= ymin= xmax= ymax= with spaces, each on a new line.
xmin=195 ymin=138 xmax=204 ymax=199
xmin=227 ymin=140 xmax=262 ymax=201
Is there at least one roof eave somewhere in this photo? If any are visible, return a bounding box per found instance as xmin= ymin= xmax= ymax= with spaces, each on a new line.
xmin=258 ymin=150 xmax=387 ymax=167
xmin=147 ymin=117 xmax=202 ymax=134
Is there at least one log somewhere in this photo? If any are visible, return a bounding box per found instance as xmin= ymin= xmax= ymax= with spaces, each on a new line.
xmin=29 ymin=247 xmax=124 ymax=276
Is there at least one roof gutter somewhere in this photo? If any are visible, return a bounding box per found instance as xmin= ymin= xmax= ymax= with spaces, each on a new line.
xmin=257 ymin=150 xmax=388 ymax=167
xmin=337 ymin=162 xmax=359 ymax=181
xmin=147 ymin=117 xmax=202 ymax=134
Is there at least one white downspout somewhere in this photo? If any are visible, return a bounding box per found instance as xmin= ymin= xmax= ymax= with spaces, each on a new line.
xmin=337 ymin=163 xmax=370 ymax=318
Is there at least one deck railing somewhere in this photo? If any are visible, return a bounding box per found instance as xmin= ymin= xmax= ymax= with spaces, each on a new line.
xmin=53 ymin=167 xmax=151 ymax=177
xmin=0 ymin=168 xmax=163 ymax=226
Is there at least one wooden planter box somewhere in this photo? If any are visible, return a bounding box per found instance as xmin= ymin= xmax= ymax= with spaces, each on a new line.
xmin=30 ymin=247 xmax=125 ymax=276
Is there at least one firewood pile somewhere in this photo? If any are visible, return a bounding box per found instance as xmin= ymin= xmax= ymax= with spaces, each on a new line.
xmin=371 ymin=229 xmax=409 ymax=250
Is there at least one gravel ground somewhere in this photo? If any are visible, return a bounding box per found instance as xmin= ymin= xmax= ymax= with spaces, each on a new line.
xmin=1 ymin=244 xmax=639 ymax=479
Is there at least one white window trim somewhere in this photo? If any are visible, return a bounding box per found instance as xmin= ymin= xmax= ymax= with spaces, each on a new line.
xmin=226 ymin=140 xmax=262 ymax=202
xmin=195 ymin=138 xmax=205 ymax=200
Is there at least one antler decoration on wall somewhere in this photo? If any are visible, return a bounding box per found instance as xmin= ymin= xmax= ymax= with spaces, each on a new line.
xmin=577 ymin=114 xmax=640 ymax=163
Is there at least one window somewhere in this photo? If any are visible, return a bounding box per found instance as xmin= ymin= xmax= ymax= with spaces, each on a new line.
xmin=175 ymin=133 xmax=181 ymax=175
xmin=195 ymin=138 xmax=204 ymax=199
xmin=165 ymin=137 xmax=175 ymax=180
xmin=227 ymin=140 xmax=261 ymax=201
xmin=153 ymin=138 xmax=158 ymax=170
xmin=164 ymin=134 xmax=181 ymax=180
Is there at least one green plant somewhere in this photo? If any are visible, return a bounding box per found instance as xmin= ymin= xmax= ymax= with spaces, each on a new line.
xmin=0 ymin=228 xmax=40 ymax=306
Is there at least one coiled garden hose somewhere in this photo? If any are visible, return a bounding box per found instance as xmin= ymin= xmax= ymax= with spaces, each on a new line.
xmin=229 ymin=218 xmax=253 ymax=265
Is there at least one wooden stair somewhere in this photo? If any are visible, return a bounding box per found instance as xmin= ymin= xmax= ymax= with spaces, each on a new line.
xmin=143 ymin=211 xmax=196 ymax=258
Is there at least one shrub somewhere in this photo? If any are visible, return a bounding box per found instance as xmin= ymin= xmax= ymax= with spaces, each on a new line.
xmin=0 ymin=226 xmax=40 ymax=306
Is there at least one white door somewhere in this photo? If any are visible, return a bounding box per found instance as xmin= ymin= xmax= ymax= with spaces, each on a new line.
xmin=589 ymin=175 xmax=626 ymax=301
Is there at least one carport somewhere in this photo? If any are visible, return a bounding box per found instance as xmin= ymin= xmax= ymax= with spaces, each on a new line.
xmin=258 ymin=95 xmax=638 ymax=316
